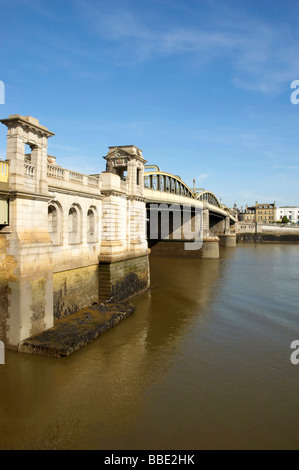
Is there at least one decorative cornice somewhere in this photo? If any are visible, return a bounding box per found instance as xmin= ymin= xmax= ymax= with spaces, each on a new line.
xmin=0 ymin=115 xmax=55 ymax=138
xmin=7 ymin=191 xmax=52 ymax=202
xmin=101 ymin=190 xmax=127 ymax=198
xmin=48 ymin=186 xmax=104 ymax=200
xmin=98 ymin=249 xmax=150 ymax=264
xmin=127 ymin=195 xmax=146 ymax=202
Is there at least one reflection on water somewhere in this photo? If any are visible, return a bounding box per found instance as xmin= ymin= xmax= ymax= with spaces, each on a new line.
xmin=0 ymin=244 xmax=298 ymax=449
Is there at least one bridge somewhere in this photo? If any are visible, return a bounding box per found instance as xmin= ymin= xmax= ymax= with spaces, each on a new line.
xmin=143 ymin=166 xmax=236 ymax=257
xmin=0 ymin=114 xmax=237 ymax=351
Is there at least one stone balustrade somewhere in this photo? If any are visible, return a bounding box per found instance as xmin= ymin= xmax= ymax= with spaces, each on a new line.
xmin=46 ymin=163 xmax=101 ymax=194
xmin=24 ymin=162 xmax=35 ymax=179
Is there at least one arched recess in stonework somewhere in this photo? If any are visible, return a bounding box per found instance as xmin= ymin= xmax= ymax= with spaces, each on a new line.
xmin=68 ymin=204 xmax=82 ymax=245
xmin=48 ymin=201 xmax=62 ymax=245
xmin=87 ymin=205 xmax=98 ymax=243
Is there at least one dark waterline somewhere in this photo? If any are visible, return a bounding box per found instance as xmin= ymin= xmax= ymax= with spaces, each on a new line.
xmin=0 ymin=244 xmax=298 ymax=450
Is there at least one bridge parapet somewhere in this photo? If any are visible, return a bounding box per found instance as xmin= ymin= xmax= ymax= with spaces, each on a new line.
xmin=47 ymin=163 xmax=102 ymax=195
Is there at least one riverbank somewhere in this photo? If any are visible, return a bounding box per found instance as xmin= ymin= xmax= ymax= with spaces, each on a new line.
xmin=237 ymin=233 xmax=299 ymax=243
xmin=236 ymin=223 xmax=299 ymax=243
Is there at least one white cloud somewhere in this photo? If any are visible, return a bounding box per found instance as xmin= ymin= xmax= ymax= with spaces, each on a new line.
xmin=76 ymin=0 xmax=299 ymax=93
xmin=197 ymin=172 xmax=210 ymax=181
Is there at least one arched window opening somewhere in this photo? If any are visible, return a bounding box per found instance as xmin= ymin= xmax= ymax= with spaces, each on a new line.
xmin=88 ymin=209 xmax=95 ymax=235
xmin=69 ymin=206 xmax=79 ymax=244
xmin=87 ymin=207 xmax=98 ymax=243
xmin=48 ymin=203 xmax=61 ymax=245
xmin=24 ymin=144 xmax=32 ymax=163
xmin=48 ymin=205 xmax=57 ymax=233
xmin=136 ymin=168 xmax=141 ymax=186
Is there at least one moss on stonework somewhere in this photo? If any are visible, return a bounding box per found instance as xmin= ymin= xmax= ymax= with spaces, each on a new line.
xmin=111 ymin=272 xmax=148 ymax=302
xmin=18 ymin=302 xmax=135 ymax=358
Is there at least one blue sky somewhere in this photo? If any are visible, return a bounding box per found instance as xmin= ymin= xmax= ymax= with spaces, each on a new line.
xmin=0 ymin=0 xmax=298 ymax=208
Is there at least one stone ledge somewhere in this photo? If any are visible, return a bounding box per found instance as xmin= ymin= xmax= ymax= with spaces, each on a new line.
xmin=18 ymin=302 xmax=135 ymax=358
xmin=98 ymin=249 xmax=150 ymax=264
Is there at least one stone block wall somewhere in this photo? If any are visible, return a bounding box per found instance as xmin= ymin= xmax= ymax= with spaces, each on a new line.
xmin=0 ymin=236 xmax=17 ymax=344
xmin=53 ymin=265 xmax=99 ymax=319
xmin=99 ymin=255 xmax=150 ymax=302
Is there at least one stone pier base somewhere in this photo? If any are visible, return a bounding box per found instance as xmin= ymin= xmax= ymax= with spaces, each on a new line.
xmin=98 ymin=252 xmax=150 ymax=302
xmin=218 ymin=234 xmax=237 ymax=247
xmin=201 ymin=237 xmax=220 ymax=258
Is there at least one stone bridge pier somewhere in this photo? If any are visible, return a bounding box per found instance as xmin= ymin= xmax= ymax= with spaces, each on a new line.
xmin=210 ymin=214 xmax=236 ymax=247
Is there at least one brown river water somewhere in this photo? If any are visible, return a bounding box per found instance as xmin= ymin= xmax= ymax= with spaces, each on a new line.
xmin=0 ymin=244 xmax=298 ymax=450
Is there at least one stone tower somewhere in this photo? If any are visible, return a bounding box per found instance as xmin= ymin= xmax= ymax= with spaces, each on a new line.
xmin=98 ymin=145 xmax=150 ymax=302
xmin=0 ymin=115 xmax=55 ymax=348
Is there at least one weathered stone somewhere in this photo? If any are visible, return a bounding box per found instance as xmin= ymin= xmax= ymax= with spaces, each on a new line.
xmin=99 ymin=254 xmax=150 ymax=302
xmin=0 ymin=117 xmax=150 ymax=349
xmin=53 ymin=266 xmax=99 ymax=319
xmin=18 ymin=302 xmax=135 ymax=358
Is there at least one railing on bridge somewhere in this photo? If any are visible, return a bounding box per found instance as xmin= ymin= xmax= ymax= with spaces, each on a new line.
xmin=46 ymin=163 xmax=100 ymax=188
xmin=195 ymin=190 xmax=221 ymax=208
xmin=144 ymin=167 xmax=236 ymax=224
xmin=144 ymin=171 xmax=194 ymax=198
xmin=24 ymin=163 xmax=35 ymax=179
xmin=16 ymin=161 xmax=102 ymax=192
xmin=47 ymin=164 xmax=64 ymax=180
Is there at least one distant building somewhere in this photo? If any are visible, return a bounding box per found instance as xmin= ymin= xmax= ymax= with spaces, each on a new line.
xmin=239 ymin=201 xmax=276 ymax=223
xmin=239 ymin=205 xmax=256 ymax=222
xmin=255 ymin=202 xmax=276 ymax=223
xmin=275 ymin=206 xmax=299 ymax=223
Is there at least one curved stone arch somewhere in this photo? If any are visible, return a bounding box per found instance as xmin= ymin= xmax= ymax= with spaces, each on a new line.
xmin=87 ymin=204 xmax=98 ymax=243
xmin=68 ymin=203 xmax=83 ymax=245
xmin=144 ymin=171 xmax=195 ymax=199
xmin=196 ymin=190 xmax=221 ymax=208
xmin=48 ymin=200 xmax=63 ymax=245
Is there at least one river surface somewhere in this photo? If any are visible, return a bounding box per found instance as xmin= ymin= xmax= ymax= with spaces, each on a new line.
xmin=0 ymin=244 xmax=298 ymax=450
